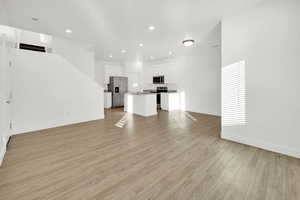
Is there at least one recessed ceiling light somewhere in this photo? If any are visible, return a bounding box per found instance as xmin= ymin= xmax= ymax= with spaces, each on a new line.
xmin=148 ymin=26 xmax=155 ymax=31
xmin=109 ymin=54 xmax=113 ymax=58
xmin=65 ymin=29 xmax=72 ymax=34
xmin=139 ymin=43 xmax=144 ymax=47
xmin=182 ymin=39 xmax=195 ymax=47
xmin=121 ymin=49 xmax=127 ymax=53
xmin=169 ymin=51 xmax=173 ymax=55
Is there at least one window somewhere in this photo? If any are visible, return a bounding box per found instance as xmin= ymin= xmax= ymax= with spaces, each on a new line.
xmin=222 ymin=61 xmax=246 ymax=126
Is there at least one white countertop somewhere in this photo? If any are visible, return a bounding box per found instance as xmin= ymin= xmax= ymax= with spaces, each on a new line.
xmin=126 ymin=92 xmax=156 ymax=96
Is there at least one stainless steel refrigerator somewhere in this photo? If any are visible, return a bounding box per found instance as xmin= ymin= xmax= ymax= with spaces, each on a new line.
xmin=108 ymin=76 xmax=128 ymax=108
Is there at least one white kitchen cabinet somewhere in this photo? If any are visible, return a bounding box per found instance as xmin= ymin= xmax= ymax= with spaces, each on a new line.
xmin=124 ymin=93 xmax=157 ymax=117
xmin=104 ymin=92 xmax=112 ymax=108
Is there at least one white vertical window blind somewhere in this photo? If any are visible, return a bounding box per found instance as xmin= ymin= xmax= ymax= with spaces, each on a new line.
xmin=222 ymin=61 xmax=246 ymax=126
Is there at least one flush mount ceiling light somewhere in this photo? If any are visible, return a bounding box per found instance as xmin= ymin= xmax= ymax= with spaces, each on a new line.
xmin=148 ymin=26 xmax=155 ymax=31
xmin=182 ymin=39 xmax=195 ymax=47
xmin=169 ymin=51 xmax=173 ymax=55
xmin=121 ymin=49 xmax=127 ymax=53
xmin=109 ymin=54 xmax=113 ymax=58
xmin=139 ymin=43 xmax=144 ymax=47
xmin=65 ymin=29 xmax=72 ymax=34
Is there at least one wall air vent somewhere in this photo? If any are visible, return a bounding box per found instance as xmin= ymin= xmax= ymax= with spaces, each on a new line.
xmin=19 ymin=43 xmax=46 ymax=53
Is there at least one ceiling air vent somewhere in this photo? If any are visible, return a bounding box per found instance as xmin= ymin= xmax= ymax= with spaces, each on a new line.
xmin=19 ymin=43 xmax=46 ymax=53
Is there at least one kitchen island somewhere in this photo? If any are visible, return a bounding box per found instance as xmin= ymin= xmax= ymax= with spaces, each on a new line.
xmin=161 ymin=92 xmax=181 ymax=111
xmin=124 ymin=92 xmax=157 ymax=117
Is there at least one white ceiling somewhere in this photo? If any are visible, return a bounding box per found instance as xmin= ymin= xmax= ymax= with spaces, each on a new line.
xmin=1 ymin=0 xmax=264 ymax=62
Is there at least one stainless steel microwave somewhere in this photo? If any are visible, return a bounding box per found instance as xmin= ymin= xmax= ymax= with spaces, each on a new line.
xmin=153 ymin=76 xmax=164 ymax=84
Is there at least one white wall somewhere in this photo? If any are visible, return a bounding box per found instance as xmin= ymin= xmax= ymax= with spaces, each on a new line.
xmin=221 ymin=0 xmax=300 ymax=158
xmin=95 ymin=60 xmax=105 ymax=87
xmin=103 ymin=63 xmax=124 ymax=84
xmin=20 ymin=29 xmax=52 ymax=47
xmin=0 ymin=25 xmax=53 ymax=49
xmin=0 ymin=37 xmax=11 ymax=165
xmin=0 ymin=25 xmax=95 ymax=80
xmin=11 ymin=48 xmax=104 ymax=135
xmin=52 ymin=37 xmax=95 ymax=79
xmin=175 ymin=52 xmax=221 ymax=116
xmin=123 ymin=62 xmax=144 ymax=92
xmin=0 ymin=1 xmax=8 ymax=25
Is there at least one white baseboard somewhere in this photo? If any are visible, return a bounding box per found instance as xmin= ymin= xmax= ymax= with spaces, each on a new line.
xmin=221 ymin=132 xmax=300 ymax=159
xmin=13 ymin=114 xmax=105 ymax=136
xmin=185 ymin=109 xmax=221 ymax=117
xmin=0 ymin=144 xmax=6 ymax=166
xmin=0 ymin=135 xmax=9 ymax=166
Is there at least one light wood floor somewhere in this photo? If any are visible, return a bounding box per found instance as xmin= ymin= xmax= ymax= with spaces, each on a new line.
xmin=0 ymin=109 xmax=299 ymax=200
